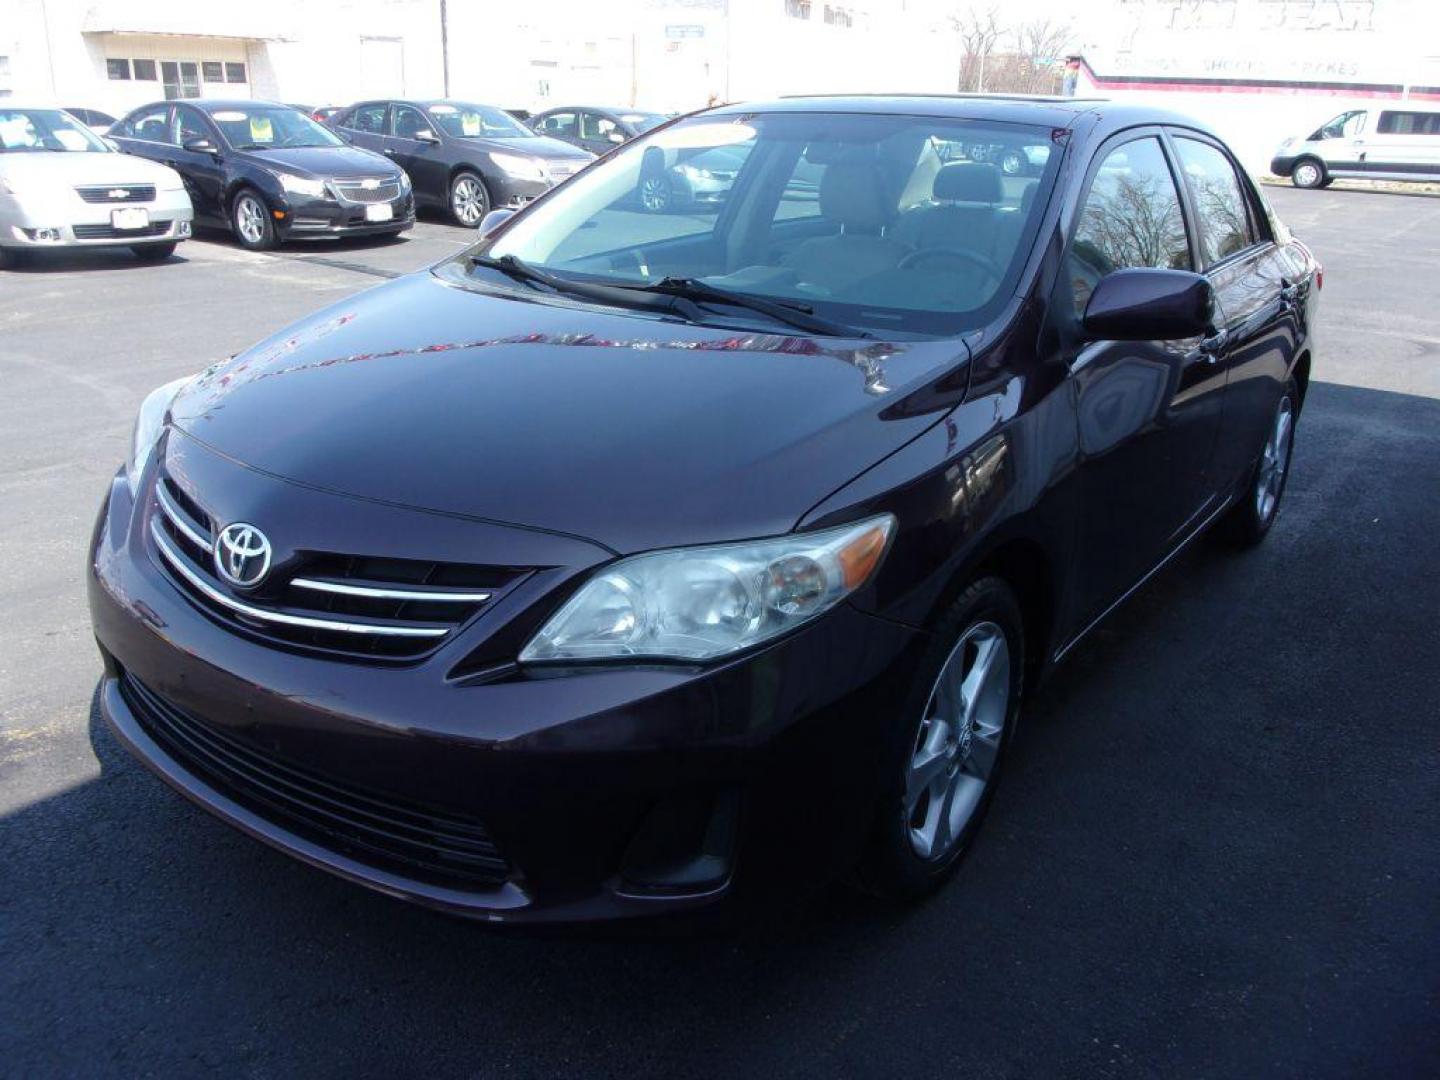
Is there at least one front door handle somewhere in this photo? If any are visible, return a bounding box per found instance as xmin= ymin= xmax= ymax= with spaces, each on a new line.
xmin=1197 ymin=328 xmax=1229 ymax=363
xmin=383 ymin=147 xmax=397 ymax=156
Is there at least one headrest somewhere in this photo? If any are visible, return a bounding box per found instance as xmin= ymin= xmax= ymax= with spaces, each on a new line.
xmin=1020 ymin=180 xmax=1038 ymax=213
xmin=819 ymin=161 xmax=892 ymax=231
xmin=934 ymin=162 xmax=1002 ymax=204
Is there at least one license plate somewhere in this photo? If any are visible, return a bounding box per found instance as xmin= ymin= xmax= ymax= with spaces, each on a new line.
xmin=365 ymin=203 xmax=394 ymax=222
xmin=111 ymin=207 xmax=150 ymax=231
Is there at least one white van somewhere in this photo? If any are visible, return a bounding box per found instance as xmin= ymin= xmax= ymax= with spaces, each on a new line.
xmin=1271 ymin=104 xmax=1440 ymax=188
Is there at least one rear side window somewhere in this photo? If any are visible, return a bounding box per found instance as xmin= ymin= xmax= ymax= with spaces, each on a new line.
xmin=1070 ymin=136 xmax=1191 ymax=311
xmin=538 ymin=112 xmax=577 ymax=137
xmin=346 ymin=104 xmax=388 ymax=134
xmin=1173 ymin=138 xmax=1257 ymax=265
xmin=123 ymin=106 xmax=173 ymax=144
xmin=1377 ymin=111 xmax=1440 ymax=135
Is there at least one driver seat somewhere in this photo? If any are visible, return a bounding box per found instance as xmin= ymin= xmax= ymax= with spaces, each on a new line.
xmin=892 ymin=162 xmax=1004 ymax=259
xmin=781 ymin=162 xmax=909 ymax=295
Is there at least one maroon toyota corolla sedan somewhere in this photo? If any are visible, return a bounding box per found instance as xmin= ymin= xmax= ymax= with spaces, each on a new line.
xmin=88 ymin=95 xmax=1318 ymax=924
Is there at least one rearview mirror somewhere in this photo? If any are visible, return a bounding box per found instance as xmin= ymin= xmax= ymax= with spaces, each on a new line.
xmin=182 ymin=138 xmax=218 ymax=156
xmin=1082 ymin=268 xmax=1214 ymax=341
xmin=477 ymin=207 xmax=516 ymax=238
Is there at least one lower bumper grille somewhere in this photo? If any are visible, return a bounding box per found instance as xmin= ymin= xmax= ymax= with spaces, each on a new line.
xmin=73 ymin=221 xmax=171 ymax=240
xmin=119 ymin=673 xmax=512 ymax=888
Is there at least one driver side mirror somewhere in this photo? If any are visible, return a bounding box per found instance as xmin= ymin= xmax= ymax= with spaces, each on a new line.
xmin=416 ymin=129 xmax=440 ymax=145
xmin=1082 ymin=268 xmax=1214 ymax=341
xmin=183 ymin=137 xmax=219 ymax=156
xmin=477 ymin=207 xmax=516 ymax=238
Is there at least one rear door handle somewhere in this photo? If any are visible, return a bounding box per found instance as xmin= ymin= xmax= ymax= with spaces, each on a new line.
xmin=383 ymin=147 xmax=397 ymax=156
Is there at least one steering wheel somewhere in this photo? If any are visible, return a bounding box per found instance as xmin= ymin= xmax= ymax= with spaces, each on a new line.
xmin=898 ymin=246 xmax=1002 ymax=284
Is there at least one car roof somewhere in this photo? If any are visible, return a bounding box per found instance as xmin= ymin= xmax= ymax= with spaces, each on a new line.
xmin=189 ymin=99 xmax=292 ymax=112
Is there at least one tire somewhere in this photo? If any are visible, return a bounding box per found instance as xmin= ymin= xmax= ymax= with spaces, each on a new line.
xmin=1216 ymin=378 xmax=1299 ymax=547
xmin=131 ymin=242 xmax=177 ymax=261
xmin=231 ymin=189 xmax=277 ymax=250
xmin=1291 ymin=158 xmax=1327 ymax=189
xmin=639 ymin=172 xmax=675 ymax=213
xmin=449 ymin=170 xmax=490 ymax=227
xmin=0 ymin=246 xmax=29 ymax=269
xmin=855 ymin=576 xmax=1025 ymax=901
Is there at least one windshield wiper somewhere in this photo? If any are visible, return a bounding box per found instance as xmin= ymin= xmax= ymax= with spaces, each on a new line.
xmin=468 ymin=254 xmax=704 ymax=320
xmin=630 ymin=277 xmax=870 ymax=338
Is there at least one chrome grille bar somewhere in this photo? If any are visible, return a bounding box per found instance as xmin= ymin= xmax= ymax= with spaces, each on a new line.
xmin=150 ymin=521 xmax=449 ymax=639
xmin=155 ymin=483 xmax=213 ymax=553
xmin=290 ymin=578 xmax=492 ymax=603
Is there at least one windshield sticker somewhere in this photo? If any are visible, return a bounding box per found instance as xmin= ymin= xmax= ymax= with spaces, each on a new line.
xmin=461 ymin=112 xmax=482 ymax=136
xmin=429 ymin=104 xmax=457 ymax=115
xmin=213 ymin=110 xmax=247 ymax=122
xmin=249 ymin=115 xmax=274 ymax=142
xmin=651 ymin=122 xmax=755 ymax=149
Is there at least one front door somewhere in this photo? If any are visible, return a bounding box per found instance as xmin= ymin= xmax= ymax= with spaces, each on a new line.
xmin=1063 ymin=131 xmax=1228 ymax=626
xmin=387 ymin=104 xmax=448 ymax=205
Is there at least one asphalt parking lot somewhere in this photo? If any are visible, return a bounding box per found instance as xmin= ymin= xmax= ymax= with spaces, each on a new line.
xmin=2 ymin=187 xmax=1437 ymax=1078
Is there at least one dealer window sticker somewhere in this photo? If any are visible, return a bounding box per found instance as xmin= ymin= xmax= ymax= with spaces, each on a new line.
xmin=460 ymin=112 xmax=482 ymax=136
xmin=249 ymin=115 xmax=274 ymax=143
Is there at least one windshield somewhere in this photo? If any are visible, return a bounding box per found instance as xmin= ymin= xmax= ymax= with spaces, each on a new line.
xmin=210 ymin=106 xmax=344 ymax=150
xmin=428 ymin=103 xmax=532 ymax=139
xmin=464 ymin=111 xmax=1061 ymax=337
xmin=0 ymin=109 xmax=109 ymax=153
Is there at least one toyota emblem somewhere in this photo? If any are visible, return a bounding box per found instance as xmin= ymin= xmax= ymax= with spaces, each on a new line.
xmin=214 ymin=522 xmax=272 ymax=588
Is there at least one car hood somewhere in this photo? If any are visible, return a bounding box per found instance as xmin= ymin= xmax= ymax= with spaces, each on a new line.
xmin=0 ymin=151 xmax=181 ymax=188
xmin=459 ymin=134 xmax=594 ymax=163
xmin=170 ymin=271 xmax=965 ymax=554
xmin=237 ymin=144 xmax=397 ymax=179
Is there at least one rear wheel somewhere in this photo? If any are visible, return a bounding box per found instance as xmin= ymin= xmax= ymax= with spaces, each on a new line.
xmin=1216 ymin=378 xmax=1298 ymax=547
xmin=231 ymin=189 xmax=277 ymax=250
xmin=856 ymin=576 xmax=1024 ymax=900
xmin=131 ymin=242 xmax=177 ymax=261
xmin=1291 ymin=158 xmax=1327 ymax=189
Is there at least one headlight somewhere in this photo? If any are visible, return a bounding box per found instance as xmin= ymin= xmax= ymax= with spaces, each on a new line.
xmin=678 ymin=164 xmax=714 ymax=181
xmin=398 ymin=170 xmax=412 ymax=192
xmin=520 ymin=515 xmax=896 ymax=663
xmin=491 ymin=152 xmax=548 ymax=182
xmin=278 ymin=172 xmax=327 ymax=198
xmin=125 ymin=376 xmax=193 ymax=493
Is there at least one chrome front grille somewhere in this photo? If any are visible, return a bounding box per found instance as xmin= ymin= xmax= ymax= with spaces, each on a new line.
xmin=76 ymin=184 xmax=156 ymax=204
xmin=331 ymin=178 xmax=401 ymax=204
xmin=149 ymin=472 xmax=527 ymax=661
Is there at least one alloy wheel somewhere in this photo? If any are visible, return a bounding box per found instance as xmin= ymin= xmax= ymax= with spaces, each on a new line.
xmin=640 ymin=175 xmax=671 ymax=212
xmin=451 ymin=176 xmax=486 ymax=226
xmin=1255 ymin=395 xmax=1294 ymax=523
xmin=235 ymin=195 xmax=266 ymax=245
xmin=1001 ymin=151 xmax=1024 ymax=176
xmin=906 ymin=621 xmax=1010 ymax=861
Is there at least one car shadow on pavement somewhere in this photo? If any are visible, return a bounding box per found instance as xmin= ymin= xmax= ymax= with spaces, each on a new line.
xmin=1 ymin=249 xmax=193 ymax=273
xmin=3 ymin=379 xmax=1437 ymax=1077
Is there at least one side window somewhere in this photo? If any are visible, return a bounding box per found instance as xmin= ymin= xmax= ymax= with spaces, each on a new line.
xmin=1173 ymin=138 xmax=1257 ymax=265
xmin=128 ymin=106 xmax=174 ymax=144
xmin=1377 ymin=111 xmax=1440 ymax=135
xmin=1071 ymin=136 xmax=1191 ymax=311
xmin=346 ymin=104 xmax=388 ymax=134
xmin=174 ymin=107 xmax=209 ymax=146
xmin=540 ymin=111 xmax=577 ymax=138
xmin=392 ymin=105 xmax=432 ymax=140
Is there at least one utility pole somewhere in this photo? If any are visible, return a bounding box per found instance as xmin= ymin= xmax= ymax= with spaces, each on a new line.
xmin=440 ymin=0 xmax=451 ymax=97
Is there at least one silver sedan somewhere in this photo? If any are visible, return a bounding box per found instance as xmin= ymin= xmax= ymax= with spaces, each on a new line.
xmin=0 ymin=106 xmax=193 ymax=265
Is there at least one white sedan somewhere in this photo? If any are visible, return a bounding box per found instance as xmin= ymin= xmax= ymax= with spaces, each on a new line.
xmin=0 ymin=106 xmax=193 ymax=266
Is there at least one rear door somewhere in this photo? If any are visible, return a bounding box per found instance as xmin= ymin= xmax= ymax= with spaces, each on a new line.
xmin=1168 ymin=131 xmax=1301 ymax=494
xmin=1367 ymin=110 xmax=1440 ymax=181
xmin=338 ymin=101 xmax=390 ymax=156
xmin=1062 ymin=130 xmax=1227 ymax=625
xmin=533 ymin=110 xmax=582 ymax=150
xmin=112 ymin=103 xmax=175 ymax=165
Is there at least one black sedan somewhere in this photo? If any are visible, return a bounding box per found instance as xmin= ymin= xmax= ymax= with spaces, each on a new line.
xmin=530 ymin=106 xmax=668 ymax=155
xmin=89 ymin=96 xmax=1317 ymax=925
xmin=109 ymin=100 xmax=413 ymax=250
xmin=330 ymin=99 xmax=594 ymax=226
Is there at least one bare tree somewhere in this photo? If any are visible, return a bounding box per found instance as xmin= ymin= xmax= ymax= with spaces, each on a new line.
xmin=951 ymin=6 xmax=1002 ymax=93
xmin=1005 ymin=18 xmax=1073 ymax=95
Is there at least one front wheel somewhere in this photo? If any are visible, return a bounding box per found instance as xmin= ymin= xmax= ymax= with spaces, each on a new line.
xmin=449 ymin=171 xmax=490 ymax=227
xmin=855 ymin=576 xmax=1025 ymax=900
xmin=1216 ymin=379 xmax=1298 ymax=546
xmin=231 ymin=189 xmax=276 ymax=250
xmin=1291 ymin=158 xmax=1327 ymax=189
xmin=639 ymin=172 xmax=675 ymax=213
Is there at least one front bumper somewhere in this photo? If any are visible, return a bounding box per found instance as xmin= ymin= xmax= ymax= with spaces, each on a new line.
xmin=88 ymin=453 xmax=922 ymax=923
xmin=277 ymin=191 xmax=415 ymax=239
xmin=1 ymin=188 xmax=193 ymax=247
xmin=1269 ymin=153 xmax=1298 ymax=178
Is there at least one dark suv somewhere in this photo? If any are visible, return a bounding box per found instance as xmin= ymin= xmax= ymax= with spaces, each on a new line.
xmin=330 ymin=99 xmax=595 ymax=226
xmin=90 ymin=96 xmax=1317 ymax=925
